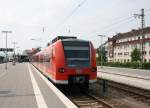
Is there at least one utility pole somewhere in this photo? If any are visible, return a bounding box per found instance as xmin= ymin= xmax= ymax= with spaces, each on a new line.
xmin=134 ymin=8 xmax=145 ymax=69
xmin=1 ymin=31 xmax=12 ymax=70
xmin=98 ymin=35 xmax=106 ymax=68
xmin=12 ymin=42 xmax=18 ymax=62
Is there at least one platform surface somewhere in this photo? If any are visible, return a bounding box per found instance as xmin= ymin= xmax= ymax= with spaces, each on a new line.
xmin=0 ymin=63 xmax=76 ymax=108
xmin=98 ymin=66 xmax=150 ymax=78
xmin=98 ymin=66 xmax=150 ymax=90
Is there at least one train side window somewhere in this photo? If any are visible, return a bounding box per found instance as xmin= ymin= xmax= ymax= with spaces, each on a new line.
xmin=52 ymin=46 xmax=55 ymax=58
xmin=50 ymin=46 xmax=54 ymax=58
xmin=50 ymin=46 xmax=55 ymax=58
xmin=49 ymin=58 xmax=52 ymax=67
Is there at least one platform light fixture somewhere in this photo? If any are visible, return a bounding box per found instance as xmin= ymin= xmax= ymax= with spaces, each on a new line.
xmin=1 ymin=30 xmax=12 ymax=70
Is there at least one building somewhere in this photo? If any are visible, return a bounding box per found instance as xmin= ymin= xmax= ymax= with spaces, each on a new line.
xmin=23 ymin=47 xmax=41 ymax=61
xmin=105 ymin=27 xmax=150 ymax=62
xmin=0 ymin=56 xmax=4 ymax=63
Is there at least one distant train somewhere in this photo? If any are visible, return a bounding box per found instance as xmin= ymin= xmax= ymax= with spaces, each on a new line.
xmin=31 ymin=36 xmax=97 ymax=88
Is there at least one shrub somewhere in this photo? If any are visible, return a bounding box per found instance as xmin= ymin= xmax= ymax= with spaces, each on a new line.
xmin=143 ymin=62 xmax=150 ymax=70
xmin=102 ymin=62 xmax=150 ymax=70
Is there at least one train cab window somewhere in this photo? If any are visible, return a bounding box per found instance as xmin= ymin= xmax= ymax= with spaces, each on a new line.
xmin=63 ymin=41 xmax=90 ymax=67
xmin=65 ymin=50 xmax=89 ymax=58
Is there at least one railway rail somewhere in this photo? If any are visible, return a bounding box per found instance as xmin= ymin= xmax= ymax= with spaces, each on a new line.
xmin=96 ymin=79 xmax=150 ymax=106
xmin=35 ymin=63 xmax=150 ymax=108
xmin=67 ymin=91 xmax=113 ymax=108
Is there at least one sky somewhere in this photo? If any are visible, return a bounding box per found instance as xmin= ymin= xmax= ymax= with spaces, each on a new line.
xmin=0 ymin=0 xmax=150 ymax=55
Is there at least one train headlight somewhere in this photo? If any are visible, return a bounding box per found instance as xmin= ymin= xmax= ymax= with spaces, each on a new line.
xmin=92 ymin=67 xmax=97 ymax=72
xmin=58 ymin=68 xmax=65 ymax=73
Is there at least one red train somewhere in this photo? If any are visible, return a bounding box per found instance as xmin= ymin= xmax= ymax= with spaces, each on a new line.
xmin=32 ymin=36 xmax=97 ymax=88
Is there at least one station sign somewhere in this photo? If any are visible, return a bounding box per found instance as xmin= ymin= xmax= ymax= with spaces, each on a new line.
xmin=0 ymin=48 xmax=14 ymax=52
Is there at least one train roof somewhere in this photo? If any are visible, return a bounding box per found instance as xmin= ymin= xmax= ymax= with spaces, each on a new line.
xmin=52 ymin=36 xmax=77 ymax=43
xmin=62 ymin=39 xmax=90 ymax=46
xmin=61 ymin=38 xmax=89 ymax=42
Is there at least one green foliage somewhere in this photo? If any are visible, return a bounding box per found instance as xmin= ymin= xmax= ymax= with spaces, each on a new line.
xmin=97 ymin=46 xmax=107 ymax=63
xmin=131 ymin=48 xmax=141 ymax=62
xmin=103 ymin=62 xmax=150 ymax=70
xmin=143 ymin=62 xmax=150 ymax=69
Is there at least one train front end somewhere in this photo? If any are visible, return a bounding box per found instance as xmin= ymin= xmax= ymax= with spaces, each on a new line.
xmin=55 ymin=38 xmax=97 ymax=88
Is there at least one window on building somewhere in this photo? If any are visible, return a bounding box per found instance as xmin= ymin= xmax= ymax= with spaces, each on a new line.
xmin=124 ymin=59 xmax=126 ymax=62
xmin=144 ymin=59 xmax=147 ymax=62
xmin=138 ymin=37 xmax=140 ymax=40
xmin=124 ymin=52 xmax=129 ymax=55
xmin=143 ymin=51 xmax=146 ymax=55
xmin=127 ymin=59 xmax=129 ymax=62
xmin=118 ymin=52 xmax=122 ymax=56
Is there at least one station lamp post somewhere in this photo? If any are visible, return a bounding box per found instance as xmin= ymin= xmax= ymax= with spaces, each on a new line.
xmin=16 ymin=46 xmax=20 ymax=62
xmin=98 ymin=35 xmax=106 ymax=68
xmin=12 ymin=42 xmax=18 ymax=62
xmin=16 ymin=46 xmax=20 ymax=53
xmin=1 ymin=30 xmax=12 ymax=70
xmin=30 ymin=38 xmax=42 ymax=51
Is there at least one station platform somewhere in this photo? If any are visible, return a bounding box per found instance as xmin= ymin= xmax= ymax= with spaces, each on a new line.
xmin=98 ymin=66 xmax=150 ymax=91
xmin=0 ymin=63 xmax=77 ymax=108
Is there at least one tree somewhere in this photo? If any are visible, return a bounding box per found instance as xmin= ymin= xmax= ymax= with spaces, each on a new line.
xmin=131 ymin=48 xmax=141 ymax=62
xmin=97 ymin=46 xmax=107 ymax=64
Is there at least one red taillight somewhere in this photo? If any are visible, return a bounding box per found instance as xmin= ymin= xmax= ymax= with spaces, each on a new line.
xmin=58 ymin=68 xmax=65 ymax=73
xmin=92 ymin=67 xmax=97 ymax=72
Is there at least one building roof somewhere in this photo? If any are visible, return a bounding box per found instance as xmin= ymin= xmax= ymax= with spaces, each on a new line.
xmin=110 ymin=27 xmax=150 ymax=40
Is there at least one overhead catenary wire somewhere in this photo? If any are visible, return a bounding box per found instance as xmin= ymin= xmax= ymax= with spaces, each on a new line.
xmin=83 ymin=18 xmax=135 ymax=39
xmin=55 ymin=0 xmax=88 ymax=31
xmin=102 ymin=18 xmax=136 ymax=35
xmin=85 ymin=8 xmax=150 ymax=38
xmin=86 ymin=16 xmax=134 ymax=37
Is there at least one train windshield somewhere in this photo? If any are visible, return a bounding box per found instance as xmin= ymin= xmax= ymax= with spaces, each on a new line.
xmin=63 ymin=41 xmax=90 ymax=67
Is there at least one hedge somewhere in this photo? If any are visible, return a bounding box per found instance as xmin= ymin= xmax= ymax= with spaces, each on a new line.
xmin=97 ymin=62 xmax=150 ymax=70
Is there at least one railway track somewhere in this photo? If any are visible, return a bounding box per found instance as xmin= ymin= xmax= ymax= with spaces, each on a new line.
xmin=67 ymin=91 xmax=113 ymax=108
xmin=97 ymin=79 xmax=150 ymax=105
xmin=37 ymin=64 xmax=150 ymax=107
